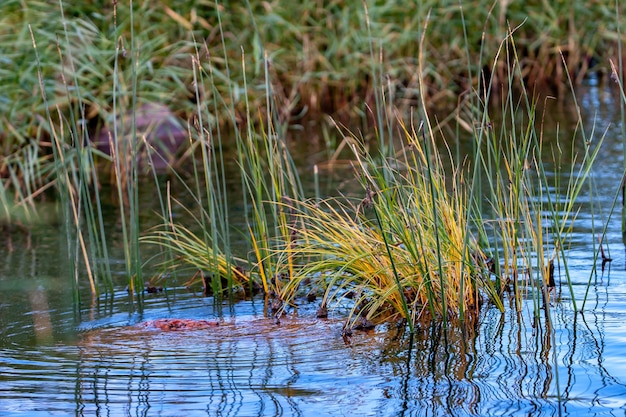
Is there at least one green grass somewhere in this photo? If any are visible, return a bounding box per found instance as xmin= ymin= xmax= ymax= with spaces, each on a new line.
xmin=1 ymin=1 xmax=623 ymax=158
xmin=0 ymin=1 xmax=614 ymax=327
xmin=278 ymin=24 xmax=605 ymax=329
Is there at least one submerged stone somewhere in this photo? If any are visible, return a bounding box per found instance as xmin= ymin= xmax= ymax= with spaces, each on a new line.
xmin=143 ymin=318 xmax=219 ymax=331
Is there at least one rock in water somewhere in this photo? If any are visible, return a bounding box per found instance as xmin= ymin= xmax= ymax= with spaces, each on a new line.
xmin=143 ymin=319 xmax=219 ymax=331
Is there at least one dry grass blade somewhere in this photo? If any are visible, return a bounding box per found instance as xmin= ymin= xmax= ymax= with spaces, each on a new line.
xmin=141 ymin=221 xmax=251 ymax=292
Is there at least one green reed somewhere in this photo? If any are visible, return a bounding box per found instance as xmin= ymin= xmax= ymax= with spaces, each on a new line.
xmin=6 ymin=0 xmax=612 ymax=330
xmin=141 ymin=0 xmax=306 ymax=302
xmin=27 ymin=0 xmax=186 ymax=307
xmin=467 ymin=31 xmax=605 ymax=321
xmin=141 ymin=26 xmax=245 ymax=297
xmin=2 ymin=0 xmax=623 ymax=165
xmin=276 ymin=16 xmax=605 ymax=331
xmin=30 ymin=22 xmax=108 ymax=306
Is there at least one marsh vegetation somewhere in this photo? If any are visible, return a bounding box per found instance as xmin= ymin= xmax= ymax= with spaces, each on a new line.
xmin=4 ymin=1 xmax=626 ymax=415
xmin=1 ymin=0 xmax=624 ymax=330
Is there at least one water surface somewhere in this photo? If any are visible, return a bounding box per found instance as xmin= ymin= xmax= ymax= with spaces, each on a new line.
xmin=2 ymin=82 xmax=626 ymax=416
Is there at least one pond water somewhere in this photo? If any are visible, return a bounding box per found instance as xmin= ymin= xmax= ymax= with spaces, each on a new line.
xmin=2 ymin=82 xmax=626 ymax=416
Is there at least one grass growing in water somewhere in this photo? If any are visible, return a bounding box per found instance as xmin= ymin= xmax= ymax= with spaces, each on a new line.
xmin=5 ymin=1 xmax=609 ymax=330
xmin=278 ymin=27 xmax=604 ymax=330
xmin=278 ymin=127 xmax=498 ymax=328
xmin=144 ymin=22 xmax=603 ymax=330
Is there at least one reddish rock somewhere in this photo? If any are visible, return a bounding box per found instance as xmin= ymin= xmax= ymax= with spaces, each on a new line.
xmin=144 ymin=318 xmax=219 ymax=331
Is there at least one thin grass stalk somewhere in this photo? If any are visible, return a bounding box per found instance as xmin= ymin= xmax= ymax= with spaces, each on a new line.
xmin=394 ymin=121 xmax=440 ymax=318
xmin=264 ymin=59 xmax=299 ymax=289
xmin=410 ymin=26 xmax=441 ymax=320
xmin=371 ymin=203 xmax=414 ymax=333
xmin=503 ymin=36 xmax=529 ymax=314
xmin=236 ymin=2 xmax=284 ymax=294
xmin=546 ymin=52 xmax=607 ymax=312
xmin=109 ymin=4 xmax=130 ymax=298
xmin=142 ymin=141 xmax=177 ymax=284
xmin=58 ymin=0 xmax=113 ymax=295
xmin=416 ymin=15 xmax=450 ymax=325
xmin=105 ymin=0 xmax=144 ymax=305
xmin=238 ymin=124 xmax=272 ymax=293
xmin=213 ymin=104 xmax=234 ymax=295
xmin=57 ymin=0 xmax=91 ymax=292
xmin=609 ymin=58 xmax=626 ymax=247
xmin=374 ymin=128 xmax=438 ymax=320
xmin=456 ymin=1 xmax=479 ymax=322
xmin=577 ymin=134 xmax=616 ymax=310
xmin=580 ymin=171 xmax=623 ymax=309
xmin=520 ymin=90 xmax=556 ymax=320
xmin=58 ymin=114 xmax=98 ymax=297
xmin=128 ymin=0 xmax=143 ymax=304
xmin=239 ymin=48 xmax=251 ymax=224
xmin=208 ymin=104 xmax=235 ymax=296
xmin=615 ymin=0 xmax=626 ymax=249
xmin=527 ymin=112 xmax=565 ymax=412
xmin=29 ymin=24 xmax=95 ymax=305
xmin=361 ymin=1 xmax=383 ymax=154
xmin=465 ymin=6 xmax=503 ymax=263
xmin=237 ymin=49 xmax=263 ymax=292
xmin=191 ymin=53 xmax=223 ymax=296
xmin=208 ymin=2 xmax=237 ymax=294
xmin=419 ymin=125 xmax=448 ymax=326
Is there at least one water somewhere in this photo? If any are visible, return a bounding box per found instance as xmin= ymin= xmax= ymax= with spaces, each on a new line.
xmin=2 ymin=82 xmax=626 ymax=416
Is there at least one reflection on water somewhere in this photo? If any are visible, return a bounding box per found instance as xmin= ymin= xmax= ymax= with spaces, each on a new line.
xmin=2 ymin=278 xmax=626 ymax=416
xmin=2 ymin=82 xmax=626 ymax=416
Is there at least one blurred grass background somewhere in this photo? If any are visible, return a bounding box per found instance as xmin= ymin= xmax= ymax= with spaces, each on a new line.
xmin=1 ymin=0 xmax=622 ymax=151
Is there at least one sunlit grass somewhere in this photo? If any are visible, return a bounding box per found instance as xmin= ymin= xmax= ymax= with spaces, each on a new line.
xmin=275 ymin=23 xmax=605 ymax=330
xmin=278 ymin=118 xmax=500 ymax=329
xmin=141 ymin=219 xmax=251 ymax=294
xmin=3 ymin=0 xmax=611 ymax=331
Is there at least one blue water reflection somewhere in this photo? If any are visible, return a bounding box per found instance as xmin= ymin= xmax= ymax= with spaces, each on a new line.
xmin=2 ymin=276 xmax=626 ymax=416
xmin=2 ymin=82 xmax=626 ymax=416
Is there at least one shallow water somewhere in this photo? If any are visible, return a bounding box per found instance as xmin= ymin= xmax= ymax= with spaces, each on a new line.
xmin=2 ymin=82 xmax=626 ymax=416
xmin=2 ymin=281 xmax=626 ymax=417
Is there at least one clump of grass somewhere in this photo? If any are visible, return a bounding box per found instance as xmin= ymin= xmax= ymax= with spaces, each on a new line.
xmin=275 ymin=19 xmax=605 ymax=331
xmin=279 ymin=116 xmax=501 ymax=329
xmin=11 ymin=0 xmax=609 ymax=329
xmin=141 ymin=217 xmax=252 ymax=295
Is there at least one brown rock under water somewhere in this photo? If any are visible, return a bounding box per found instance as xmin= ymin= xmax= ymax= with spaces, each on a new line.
xmin=143 ymin=318 xmax=219 ymax=331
